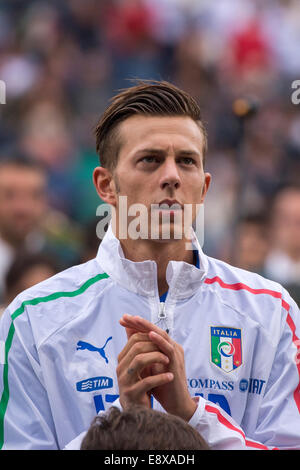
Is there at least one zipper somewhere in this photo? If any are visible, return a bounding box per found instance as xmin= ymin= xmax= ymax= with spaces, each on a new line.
xmin=159 ymin=302 xmax=166 ymax=319
xmin=157 ymin=302 xmax=169 ymax=334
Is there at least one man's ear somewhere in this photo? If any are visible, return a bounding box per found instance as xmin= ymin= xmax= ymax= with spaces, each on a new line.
xmin=200 ymin=172 xmax=211 ymax=204
xmin=93 ymin=166 xmax=117 ymax=206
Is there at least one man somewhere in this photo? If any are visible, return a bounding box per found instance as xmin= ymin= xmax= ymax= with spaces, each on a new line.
xmin=263 ymin=186 xmax=300 ymax=307
xmin=234 ymin=213 xmax=270 ymax=276
xmin=0 ymin=81 xmax=300 ymax=450
xmin=264 ymin=186 xmax=300 ymax=287
xmin=0 ymin=253 xmax=59 ymax=315
xmin=0 ymin=155 xmax=47 ymax=300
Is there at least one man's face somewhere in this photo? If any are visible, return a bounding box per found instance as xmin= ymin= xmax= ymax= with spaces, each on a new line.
xmin=272 ymin=190 xmax=300 ymax=257
xmin=0 ymin=165 xmax=47 ymax=245
xmin=109 ymin=115 xmax=211 ymax=242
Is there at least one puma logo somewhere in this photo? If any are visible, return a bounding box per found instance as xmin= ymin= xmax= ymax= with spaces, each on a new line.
xmin=76 ymin=337 xmax=112 ymax=364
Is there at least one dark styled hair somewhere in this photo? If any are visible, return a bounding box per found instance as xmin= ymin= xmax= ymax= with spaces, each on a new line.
xmin=95 ymin=80 xmax=208 ymax=172
xmin=80 ymin=406 xmax=209 ymax=450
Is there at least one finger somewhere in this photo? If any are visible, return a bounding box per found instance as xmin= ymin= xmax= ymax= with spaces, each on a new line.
xmin=120 ymin=315 xmax=149 ymax=334
xmin=119 ymin=318 xmax=142 ymax=340
xmin=121 ymin=315 xmax=170 ymax=341
xmin=117 ymin=338 xmax=161 ymax=372
xmin=120 ymin=316 xmax=174 ymax=360
xmin=124 ymin=351 xmax=170 ymax=385
xmin=117 ymin=332 xmax=152 ymax=363
xmin=122 ymin=325 xmax=137 ymax=340
xmin=148 ymin=330 xmax=175 ymax=358
xmin=127 ymin=372 xmax=174 ymax=401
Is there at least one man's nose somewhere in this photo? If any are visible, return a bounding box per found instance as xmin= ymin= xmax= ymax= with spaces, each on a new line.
xmin=159 ymin=158 xmax=181 ymax=190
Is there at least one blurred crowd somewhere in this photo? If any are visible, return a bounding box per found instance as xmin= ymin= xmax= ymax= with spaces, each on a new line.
xmin=0 ymin=0 xmax=299 ymax=310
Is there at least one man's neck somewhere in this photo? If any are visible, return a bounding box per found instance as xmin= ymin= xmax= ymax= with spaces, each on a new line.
xmin=119 ymin=238 xmax=194 ymax=297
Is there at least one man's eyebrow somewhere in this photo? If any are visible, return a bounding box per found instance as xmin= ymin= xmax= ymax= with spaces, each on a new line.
xmin=135 ymin=148 xmax=200 ymax=157
xmin=135 ymin=148 xmax=165 ymax=157
xmin=176 ymin=150 xmax=201 ymax=157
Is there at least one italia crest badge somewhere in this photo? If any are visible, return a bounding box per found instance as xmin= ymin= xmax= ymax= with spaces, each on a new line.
xmin=210 ymin=326 xmax=242 ymax=373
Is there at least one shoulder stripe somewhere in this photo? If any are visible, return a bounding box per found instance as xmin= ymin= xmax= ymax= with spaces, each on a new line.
xmin=11 ymin=272 xmax=109 ymax=321
xmin=204 ymin=276 xmax=290 ymax=311
xmin=0 ymin=272 xmax=109 ymax=449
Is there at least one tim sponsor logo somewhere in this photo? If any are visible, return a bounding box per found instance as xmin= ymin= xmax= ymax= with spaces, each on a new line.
xmin=76 ymin=376 xmax=113 ymax=392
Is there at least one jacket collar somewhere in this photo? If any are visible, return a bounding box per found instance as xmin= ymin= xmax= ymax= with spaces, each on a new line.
xmin=96 ymin=224 xmax=208 ymax=299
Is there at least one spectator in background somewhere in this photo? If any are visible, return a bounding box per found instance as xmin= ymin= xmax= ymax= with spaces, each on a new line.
xmin=264 ymin=186 xmax=300 ymax=306
xmin=19 ymin=99 xmax=78 ymax=218
xmin=0 ymin=155 xmax=47 ymax=300
xmin=233 ymin=213 xmax=270 ymax=276
xmin=0 ymin=253 xmax=59 ymax=316
xmin=0 ymin=153 xmax=80 ymax=303
xmin=80 ymin=405 xmax=209 ymax=450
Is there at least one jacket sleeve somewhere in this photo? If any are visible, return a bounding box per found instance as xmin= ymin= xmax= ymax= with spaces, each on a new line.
xmin=189 ymin=397 xmax=277 ymax=449
xmin=0 ymin=304 xmax=58 ymax=450
xmin=189 ymin=291 xmax=300 ymax=450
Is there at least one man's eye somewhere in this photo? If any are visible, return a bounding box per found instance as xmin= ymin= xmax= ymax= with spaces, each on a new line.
xmin=180 ymin=157 xmax=195 ymax=165
xmin=141 ymin=156 xmax=159 ymax=163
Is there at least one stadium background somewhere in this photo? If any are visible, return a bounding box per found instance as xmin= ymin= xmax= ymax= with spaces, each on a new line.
xmin=0 ymin=0 xmax=299 ymax=309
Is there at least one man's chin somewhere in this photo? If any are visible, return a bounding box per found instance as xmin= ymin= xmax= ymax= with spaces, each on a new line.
xmin=148 ymin=237 xmax=182 ymax=244
xmin=146 ymin=224 xmax=189 ymax=243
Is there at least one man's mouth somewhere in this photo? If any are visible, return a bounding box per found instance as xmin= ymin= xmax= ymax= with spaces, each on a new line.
xmin=156 ymin=199 xmax=183 ymax=211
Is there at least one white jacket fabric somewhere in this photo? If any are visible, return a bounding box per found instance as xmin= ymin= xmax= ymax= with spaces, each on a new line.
xmin=0 ymin=225 xmax=300 ymax=450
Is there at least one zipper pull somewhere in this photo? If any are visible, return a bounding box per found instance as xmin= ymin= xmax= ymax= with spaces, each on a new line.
xmin=158 ymin=302 xmax=166 ymax=319
xmin=158 ymin=302 xmax=169 ymax=334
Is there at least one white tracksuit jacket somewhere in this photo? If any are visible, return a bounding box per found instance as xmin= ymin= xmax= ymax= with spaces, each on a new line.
xmin=0 ymin=224 xmax=300 ymax=450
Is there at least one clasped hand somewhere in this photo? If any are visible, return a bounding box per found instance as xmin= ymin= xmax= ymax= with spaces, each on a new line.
xmin=117 ymin=314 xmax=197 ymax=422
